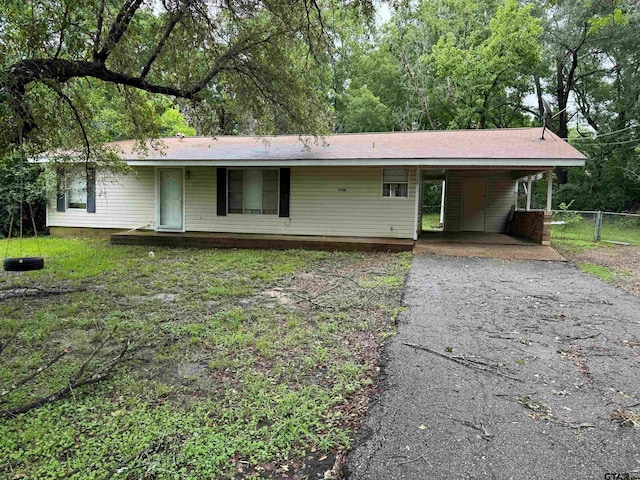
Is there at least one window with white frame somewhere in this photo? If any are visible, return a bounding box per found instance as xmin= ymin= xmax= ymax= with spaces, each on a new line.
xmin=67 ymin=170 xmax=87 ymax=209
xmin=228 ymin=169 xmax=279 ymax=214
xmin=382 ymin=168 xmax=409 ymax=198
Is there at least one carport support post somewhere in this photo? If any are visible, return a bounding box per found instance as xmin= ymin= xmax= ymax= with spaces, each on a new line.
xmin=546 ymin=169 xmax=553 ymax=213
xmin=439 ymin=180 xmax=445 ymax=226
xmin=413 ymin=168 xmax=421 ymax=241
xmin=526 ymin=176 xmax=532 ymax=211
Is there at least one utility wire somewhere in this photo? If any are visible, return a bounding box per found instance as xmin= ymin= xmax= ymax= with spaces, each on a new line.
xmin=570 ymin=124 xmax=640 ymax=141
xmin=569 ymin=137 xmax=640 ymax=147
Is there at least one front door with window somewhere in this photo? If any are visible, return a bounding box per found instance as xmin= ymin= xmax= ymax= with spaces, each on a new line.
xmin=158 ymin=168 xmax=183 ymax=231
xmin=462 ymin=179 xmax=486 ymax=232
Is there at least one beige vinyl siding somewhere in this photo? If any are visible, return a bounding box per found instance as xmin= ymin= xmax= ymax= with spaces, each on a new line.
xmin=444 ymin=170 xmax=515 ymax=233
xmin=49 ymin=165 xmax=416 ymax=238
xmin=186 ymin=166 xmax=416 ymax=238
xmin=48 ymin=167 xmax=155 ymax=229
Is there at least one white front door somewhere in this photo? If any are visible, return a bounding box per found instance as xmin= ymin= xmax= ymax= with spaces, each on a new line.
xmin=158 ymin=168 xmax=183 ymax=231
xmin=462 ymin=179 xmax=486 ymax=232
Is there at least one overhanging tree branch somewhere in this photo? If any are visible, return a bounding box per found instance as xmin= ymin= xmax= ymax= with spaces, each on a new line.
xmin=44 ymin=82 xmax=92 ymax=161
xmin=140 ymin=1 xmax=192 ymax=80
xmin=54 ymin=1 xmax=71 ymax=59
xmin=93 ymin=0 xmax=107 ymax=62
xmin=94 ymin=0 xmax=145 ymax=63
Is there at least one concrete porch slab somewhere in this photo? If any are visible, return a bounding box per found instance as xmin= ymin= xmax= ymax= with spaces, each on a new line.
xmin=110 ymin=230 xmax=414 ymax=253
xmin=418 ymin=231 xmax=536 ymax=245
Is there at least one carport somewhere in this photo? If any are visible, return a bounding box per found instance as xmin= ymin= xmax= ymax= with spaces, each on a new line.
xmin=415 ymin=163 xmax=568 ymax=246
xmin=408 ymin=128 xmax=585 ymax=246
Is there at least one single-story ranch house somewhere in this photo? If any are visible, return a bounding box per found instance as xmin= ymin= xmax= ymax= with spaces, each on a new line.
xmin=46 ymin=128 xmax=586 ymax=251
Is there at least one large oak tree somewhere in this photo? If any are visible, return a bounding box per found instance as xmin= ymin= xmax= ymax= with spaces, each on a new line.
xmin=0 ymin=0 xmax=377 ymax=158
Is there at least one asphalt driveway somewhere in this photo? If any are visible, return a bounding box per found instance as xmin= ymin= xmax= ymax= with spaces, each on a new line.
xmin=344 ymin=255 xmax=640 ymax=479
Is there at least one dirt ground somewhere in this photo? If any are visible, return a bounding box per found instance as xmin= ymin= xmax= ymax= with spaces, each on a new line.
xmin=413 ymin=242 xmax=565 ymax=261
xmin=345 ymin=255 xmax=640 ymax=479
xmin=559 ymin=244 xmax=640 ymax=298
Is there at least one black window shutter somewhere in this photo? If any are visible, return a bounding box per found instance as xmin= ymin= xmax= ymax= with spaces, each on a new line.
xmin=56 ymin=167 xmax=66 ymax=212
xmin=279 ymin=168 xmax=290 ymax=218
xmin=86 ymin=167 xmax=96 ymax=213
xmin=216 ymin=167 xmax=227 ymax=216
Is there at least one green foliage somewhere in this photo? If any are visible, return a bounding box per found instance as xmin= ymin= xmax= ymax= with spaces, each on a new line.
xmin=340 ymin=86 xmax=392 ymax=132
xmin=422 ymin=181 xmax=443 ymax=212
xmin=588 ymin=7 xmax=628 ymax=34
xmin=86 ymin=83 xmax=196 ymax=142
xmin=338 ymin=0 xmax=542 ymax=130
xmin=553 ymin=201 xmax=583 ymax=235
xmin=0 ymin=148 xmax=47 ymax=237
xmin=426 ymin=0 xmax=542 ymax=129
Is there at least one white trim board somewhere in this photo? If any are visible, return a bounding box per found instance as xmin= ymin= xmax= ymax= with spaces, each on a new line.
xmin=123 ymin=158 xmax=585 ymax=168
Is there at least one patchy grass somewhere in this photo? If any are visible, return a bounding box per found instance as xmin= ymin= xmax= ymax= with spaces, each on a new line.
xmin=578 ymin=262 xmax=616 ymax=282
xmin=0 ymin=237 xmax=411 ymax=479
xmin=551 ymin=238 xmax=605 ymax=254
xmin=553 ymin=238 xmax=640 ymax=297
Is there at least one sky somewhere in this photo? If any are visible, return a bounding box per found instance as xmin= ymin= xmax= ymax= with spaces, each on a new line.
xmin=375 ymin=3 xmax=392 ymax=25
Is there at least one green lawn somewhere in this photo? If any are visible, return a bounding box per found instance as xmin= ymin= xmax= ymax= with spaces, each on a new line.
xmin=552 ymin=213 xmax=640 ymax=246
xmin=421 ymin=212 xmax=442 ymax=231
xmin=1 ymin=238 xmax=411 ymax=479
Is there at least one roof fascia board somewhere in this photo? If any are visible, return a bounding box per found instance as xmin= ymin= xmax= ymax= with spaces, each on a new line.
xmin=123 ymin=158 xmax=585 ymax=167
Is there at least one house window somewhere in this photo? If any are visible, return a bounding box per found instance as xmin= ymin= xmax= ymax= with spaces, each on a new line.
xmin=382 ymin=168 xmax=409 ymax=198
xmin=228 ymin=169 xmax=279 ymax=214
xmin=56 ymin=166 xmax=96 ymax=213
xmin=67 ymin=172 xmax=87 ymax=209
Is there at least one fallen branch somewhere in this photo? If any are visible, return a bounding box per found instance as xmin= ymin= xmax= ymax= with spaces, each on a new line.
xmin=70 ymin=329 xmax=116 ymax=384
xmin=403 ymin=343 xmax=522 ymax=382
xmin=309 ymin=284 xmax=341 ymax=300
xmin=397 ymin=453 xmax=432 ymax=467
xmin=102 ymin=442 xmax=156 ymax=480
xmin=567 ymin=333 xmax=601 ymax=341
xmin=446 ymin=414 xmax=493 ymax=440
xmin=323 ymin=273 xmax=364 ymax=289
xmin=0 ymin=286 xmax=86 ymax=300
xmin=0 ymin=337 xmax=129 ymax=418
xmin=0 ymin=332 xmax=18 ymax=356
xmin=0 ymin=346 xmax=71 ymax=399
xmin=518 ymin=395 xmax=595 ymax=430
xmin=291 ymin=291 xmax=334 ymax=309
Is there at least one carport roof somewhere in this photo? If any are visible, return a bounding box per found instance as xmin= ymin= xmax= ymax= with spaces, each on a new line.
xmin=82 ymin=128 xmax=588 ymax=167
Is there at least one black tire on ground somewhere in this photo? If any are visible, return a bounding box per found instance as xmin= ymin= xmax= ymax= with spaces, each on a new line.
xmin=3 ymin=257 xmax=45 ymax=272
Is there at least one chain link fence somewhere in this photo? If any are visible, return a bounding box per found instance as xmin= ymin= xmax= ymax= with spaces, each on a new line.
xmin=552 ymin=210 xmax=640 ymax=246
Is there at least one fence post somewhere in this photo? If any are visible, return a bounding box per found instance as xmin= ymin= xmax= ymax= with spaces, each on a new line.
xmin=594 ymin=211 xmax=603 ymax=242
